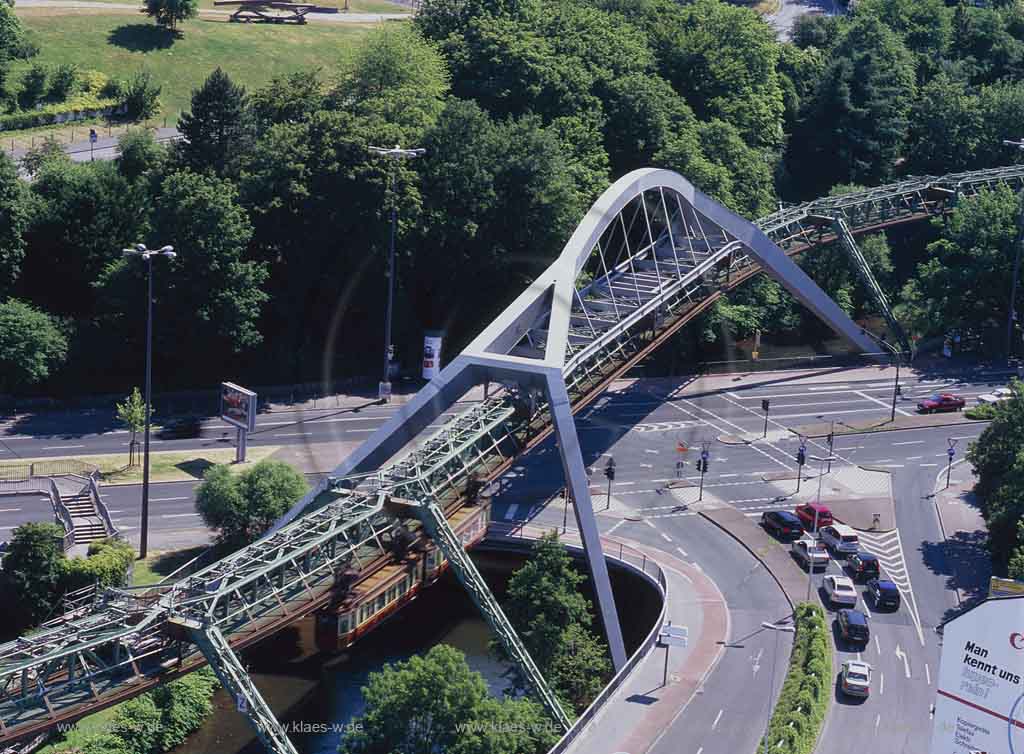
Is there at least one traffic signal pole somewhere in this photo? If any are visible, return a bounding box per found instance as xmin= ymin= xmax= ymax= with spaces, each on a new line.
xmin=762 ymin=399 xmax=770 ymax=439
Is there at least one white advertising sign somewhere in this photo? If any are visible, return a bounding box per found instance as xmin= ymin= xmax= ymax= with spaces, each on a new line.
xmin=930 ymin=597 xmax=1024 ymax=754
xmin=422 ymin=332 xmax=443 ymax=380
xmin=220 ymin=382 xmax=257 ymax=432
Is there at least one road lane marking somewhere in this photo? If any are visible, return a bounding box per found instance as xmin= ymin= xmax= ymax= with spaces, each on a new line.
xmin=892 ymin=440 xmax=925 ymax=446
xmin=809 ymin=385 xmax=849 ymax=390
xmin=660 ymin=532 xmax=672 ymax=543
xmin=895 ymin=644 xmax=911 ymax=678
xmin=669 ymin=399 xmax=792 ymax=471
xmin=880 ymin=672 xmax=884 ymax=696
xmin=273 ymin=432 xmax=311 ymax=437
xmin=925 ymin=663 xmax=931 ymax=685
xmin=920 ymin=463 xmax=939 ymax=467
xmin=875 ymin=713 xmax=881 ymax=731
xmin=645 ymin=519 xmax=656 ymax=529
xmin=875 ymin=635 xmax=881 ymax=654
xmin=41 ymin=445 xmax=85 ymax=450
xmin=907 ymin=455 xmax=923 ymax=460
xmin=161 ymin=513 xmax=200 ymax=518
xmin=152 ymin=497 xmax=189 ymax=502
xmin=856 ymin=389 xmax=913 ymax=416
xmin=676 ymin=546 xmax=688 ymax=557
xmin=711 ymin=710 xmax=723 ymax=730
xmin=605 ymin=520 xmax=624 ymax=536
xmin=0 ymin=508 xmax=20 ymax=513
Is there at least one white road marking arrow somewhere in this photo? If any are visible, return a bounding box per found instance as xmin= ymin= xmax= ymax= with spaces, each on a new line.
xmin=752 ymin=648 xmax=763 ymax=676
xmin=895 ymin=644 xmax=911 ymax=678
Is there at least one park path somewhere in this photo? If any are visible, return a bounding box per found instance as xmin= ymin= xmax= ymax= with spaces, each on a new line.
xmin=14 ymin=0 xmax=411 ymax=23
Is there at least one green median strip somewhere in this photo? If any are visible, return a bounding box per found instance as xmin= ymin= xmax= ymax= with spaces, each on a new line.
xmin=16 ymin=446 xmax=280 ymax=485
xmin=792 ymin=412 xmax=987 ymax=438
xmin=763 ymin=603 xmax=833 ymax=754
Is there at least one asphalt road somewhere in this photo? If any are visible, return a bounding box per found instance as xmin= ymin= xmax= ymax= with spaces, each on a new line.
xmin=487 ymin=368 xmax=1001 ymax=754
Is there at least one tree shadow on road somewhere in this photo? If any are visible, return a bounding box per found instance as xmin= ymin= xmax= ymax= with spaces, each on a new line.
xmin=108 ymin=24 xmax=179 ymax=52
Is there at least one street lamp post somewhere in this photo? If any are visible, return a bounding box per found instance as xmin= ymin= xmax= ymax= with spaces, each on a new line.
xmin=123 ymin=244 xmax=176 ymax=560
xmin=367 ymin=144 xmax=426 ymax=403
xmin=760 ymin=620 xmax=797 ymax=754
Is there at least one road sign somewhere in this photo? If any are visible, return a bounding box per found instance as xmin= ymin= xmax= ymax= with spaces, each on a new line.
xmin=662 ymin=625 xmax=689 ymax=639
xmin=658 ymin=634 xmax=688 ymax=648
xmin=676 ymin=441 xmax=689 ymax=453
xmin=700 ymin=449 xmax=709 ymax=461
xmin=947 ymin=447 xmax=955 ymax=458
xmin=89 ymin=128 xmax=97 ymax=144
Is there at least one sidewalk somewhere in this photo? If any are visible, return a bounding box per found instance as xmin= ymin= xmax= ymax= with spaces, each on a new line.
xmin=932 ymin=472 xmax=991 ymax=605
xmin=561 ymin=540 xmax=728 ymax=754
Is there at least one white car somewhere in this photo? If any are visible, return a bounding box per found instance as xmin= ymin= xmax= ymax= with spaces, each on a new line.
xmin=823 ymin=575 xmax=858 ymax=607
xmin=840 ymin=660 xmax=872 ymax=698
xmin=819 ymin=524 xmax=860 ymax=557
xmin=792 ymin=537 xmax=829 ymax=571
xmin=977 ymin=387 xmax=1013 ymax=405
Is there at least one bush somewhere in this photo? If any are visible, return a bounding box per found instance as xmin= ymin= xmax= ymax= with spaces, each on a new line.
xmin=120 ymin=69 xmax=161 ymax=120
xmin=61 ymin=538 xmax=135 ymax=592
xmin=761 ymin=602 xmax=833 ymax=754
xmin=965 ymin=403 xmax=997 ymax=420
xmin=48 ymin=63 xmax=78 ymax=100
xmin=18 ymin=63 xmax=46 ymax=109
xmin=111 ymin=668 xmax=218 ymax=754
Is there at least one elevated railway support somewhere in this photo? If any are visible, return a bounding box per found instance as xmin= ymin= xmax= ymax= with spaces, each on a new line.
xmin=4 ymin=165 xmax=1024 ymax=751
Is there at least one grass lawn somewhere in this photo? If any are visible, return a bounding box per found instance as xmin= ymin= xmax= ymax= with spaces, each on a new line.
xmin=11 ymin=12 xmax=376 ymax=121
xmin=14 ymin=445 xmax=280 ymax=484
xmin=133 ymin=544 xmax=211 ymax=585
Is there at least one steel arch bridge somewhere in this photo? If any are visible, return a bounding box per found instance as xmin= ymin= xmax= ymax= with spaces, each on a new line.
xmin=2 ymin=164 xmax=1023 ymax=753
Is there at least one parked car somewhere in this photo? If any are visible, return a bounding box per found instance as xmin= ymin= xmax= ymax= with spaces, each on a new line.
xmin=792 ymin=537 xmax=830 ymax=571
xmin=977 ymin=387 xmax=1013 ymax=405
xmin=837 ymin=608 xmax=871 ymax=644
xmin=867 ymin=578 xmax=901 ymax=610
xmin=820 ymin=524 xmax=861 ymax=558
xmin=916 ymin=393 xmax=965 ymax=413
xmin=761 ymin=510 xmax=803 ymax=538
xmin=840 ymin=659 xmax=873 ymax=698
xmin=847 ymin=551 xmax=880 ymax=582
xmin=794 ymin=503 xmax=833 ymax=532
xmin=823 ymin=575 xmax=859 ymax=607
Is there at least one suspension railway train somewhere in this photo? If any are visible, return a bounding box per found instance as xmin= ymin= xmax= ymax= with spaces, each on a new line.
xmin=314 ymin=500 xmax=491 ymax=653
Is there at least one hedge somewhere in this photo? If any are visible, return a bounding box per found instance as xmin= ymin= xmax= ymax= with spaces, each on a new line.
xmin=762 ymin=602 xmax=833 ymax=754
xmin=965 ymin=403 xmax=997 ymax=420
xmin=60 ymin=538 xmax=135 ymax=593
xmin=0 ymin=69 xmax=121 ymax=132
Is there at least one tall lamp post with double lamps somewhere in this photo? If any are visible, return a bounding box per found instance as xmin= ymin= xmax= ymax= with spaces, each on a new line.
xmin=760 ymin=619 xmax=797 ymax=754
xmin=1002 ymin=139 xmax=1024 ymax=366
xmin=367 ymin=144 xmax=426 ymax=403
xmin=123 ymin=243 xmax=176 ymax=559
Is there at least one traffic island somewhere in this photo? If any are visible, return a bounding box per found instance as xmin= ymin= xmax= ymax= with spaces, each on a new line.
xmin=792 ymin=412 xmax=987 ymax=438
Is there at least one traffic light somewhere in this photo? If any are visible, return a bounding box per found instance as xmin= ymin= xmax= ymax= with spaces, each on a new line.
xmin=604 ymin=461 xmax=616 ymax=481
xmin=762 ymin=399 xmax=770 ymax=412
xmin=797 ymin=448 xmax=806 ymax=466
xmin=826 ymin=432 xmax=834 ymax=447
xmin=698 ymin=459 xmax=708 ymax=473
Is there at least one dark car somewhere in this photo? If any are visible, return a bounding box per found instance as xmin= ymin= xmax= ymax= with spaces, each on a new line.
xmin=917 ymin=393 xmax=965 ymax=413
xmin=847 ymin=551 xmax=880 ymax=582
xmin=837 ymin=608 xmax=870 ymax=644
xmin=157 ymin=415 xmax=203 ymax=440
xmin=867 ymin=578 xmax=901 ymax=610
xmin=761 ymin=510 xmax=803 ymax=538
xmin=794 ymin=503 xmax=833 ymax=532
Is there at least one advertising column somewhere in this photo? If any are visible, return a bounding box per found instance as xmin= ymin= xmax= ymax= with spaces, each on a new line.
xmin=422 ymin=330 xmax=444 ymax=381
xmin=930 ymin=596 xmax=1024 ymax=754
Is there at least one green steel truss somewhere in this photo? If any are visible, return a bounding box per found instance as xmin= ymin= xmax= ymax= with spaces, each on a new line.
xmin=3 ymin=164 xmax=1024 ymax=750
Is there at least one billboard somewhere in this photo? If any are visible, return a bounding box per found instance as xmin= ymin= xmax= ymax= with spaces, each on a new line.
xmin=220 ymin=382 xmax=257 ymax=432
xmin=422 ymin=331 xmax=443 ymax=380
xmin=930 ymin=597 xmax=1024 ymax=754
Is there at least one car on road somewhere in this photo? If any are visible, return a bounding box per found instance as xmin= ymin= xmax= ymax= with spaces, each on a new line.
xmin=846 ymin=551 xmax=880 ymax=582
xmin=819 ymin=524 xmax=860 ymax=557
xmin=916 ymin=393 xmax=965 ymax=413
xmin=761 ymin=510 xmax=803 ymax=539
xmin=794 ymin=503 xmax=833 ymax=532
xmin=977 ymin=387 xmax=1013 ymax=405
xmin=823 ymin=575 xmax=858 ymax=607
xmin=837 ymin=608 xmax=871 ymax=644
xmin=792 ymin=537 xmax=830 ymax=570
xmin=867 ymin=578 xmax=901 ymax=610
xmin=840 ymin=659 xmax=872 ymax=698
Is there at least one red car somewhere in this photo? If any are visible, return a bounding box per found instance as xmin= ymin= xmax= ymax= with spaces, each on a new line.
xmin=795 ymin=503 xmax=833 ymax=531
xmin=916 ymin=393 xmax=965 ymax=413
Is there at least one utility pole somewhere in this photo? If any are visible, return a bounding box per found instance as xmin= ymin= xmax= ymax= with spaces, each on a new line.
xmin=946 ymin=438 xmax=958 ymax=490
xmin=698 ymin=441 xmax=710 ymax=502
xmin=796 ymin=438 xmax=806 ymax=493
xmin=604 ymin=456 xmax=615 ymax=511
xmin=827 ymin=422 xmax=835 ymax=473
xmin=367 ymin=144 xmax=426 ymax=403
xmin=1003 ymin=139 xmax=1024 ymax=366
xmin=123 ymin=244 xmax=177 ymax=560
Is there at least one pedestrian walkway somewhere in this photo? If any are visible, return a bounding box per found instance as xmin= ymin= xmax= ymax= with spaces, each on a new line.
xmin=933 ymin=471 xmax=991 ymax=605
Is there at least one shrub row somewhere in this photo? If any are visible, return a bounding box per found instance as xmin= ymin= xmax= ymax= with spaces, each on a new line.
xmin=763 ymin=603 xmax=833 ymax=754
xmin=0 ymin=99 xmax=123 ymax=132
xmin=965 ymin=403 xmax=997 ymax=420
xmin=60 ymin=538 xmax=135 ymax=593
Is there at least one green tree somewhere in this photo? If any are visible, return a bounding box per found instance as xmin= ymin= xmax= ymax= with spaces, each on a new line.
xmin=196 ymin=460 xmax=306 ymax=549
xmin=0 ymin=151 xmax=28 ymax=293
xmin=119 ymin=69 xmax=162 ymax=120
xmin=340 ymin=644 xmax=557 ymax=754
xmin=0 ymin=298 xmax=68 ymax=392
xmin=116 ymin=387 xmax=146 ymax=466
xmin=19 ymin=134 xmax=67 ymax=177
xmin=18 ymin=62 xmax=45 ymax=109
xmin=177 ymin=68 xmax=254 ymax=177
xmin=906 ymin=74 xmax=982 ymax=174
xmin=143 ymin=0 xmax=198 ymax=30
xmin=856 ymin=0 xmax=952 ymax=76
xmin=117 ymin=128 xmax=166 ymax=183
xmin=0 ymin=3 xmax=29 ymax=64
xmin=0 ymin=522 xmax=65 ymax=629
xmin=898 ymin=186 xmax=1020 ymax=341
xmin=789 ymin=15 xmax=915 ymax=194
xmin=548 ymin=622 xmax=612 ymax=713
